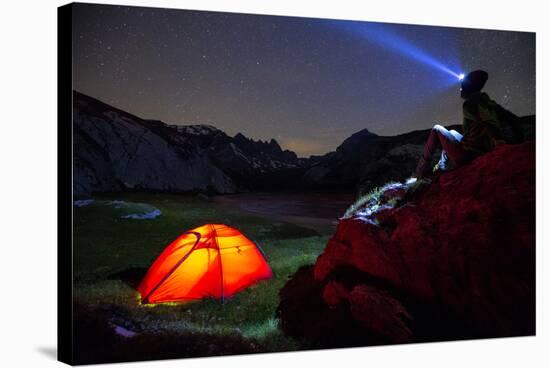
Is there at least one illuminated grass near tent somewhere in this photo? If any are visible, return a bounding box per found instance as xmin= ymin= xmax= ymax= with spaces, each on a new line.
xmin=73 ymin=193 xmax=330 ymax=351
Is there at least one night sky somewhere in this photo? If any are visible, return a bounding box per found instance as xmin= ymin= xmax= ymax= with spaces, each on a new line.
xmin=73 ymin=4 xmax=536 ymax=157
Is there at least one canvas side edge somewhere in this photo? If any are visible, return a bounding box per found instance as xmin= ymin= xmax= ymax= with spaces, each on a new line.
xmin=58 ymin=3 xmax=75 ymax=366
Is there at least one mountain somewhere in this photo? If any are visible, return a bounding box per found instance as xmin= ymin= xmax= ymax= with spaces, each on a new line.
xmin=302 ymin=116 xmax=535 ymax=194
xmin=72 ymin=91 xmax=304 ymax=197
xmin=278 ymin=141 xmax=536 ymax=346
xmin=73 ymin=91 xmax=535 ymax=197
xmin=302 ymin=126 xmax=455 ymax=193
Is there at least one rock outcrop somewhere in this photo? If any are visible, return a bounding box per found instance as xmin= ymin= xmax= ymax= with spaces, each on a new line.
xmin=73 ymin=91 xmax=304 ymax=197
xmin=279 ymin=141 xmax=536 ymax=346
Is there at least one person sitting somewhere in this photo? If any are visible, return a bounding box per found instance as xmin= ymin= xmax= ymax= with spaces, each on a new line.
xmin=415 ymin=70 xmax=524 ymax=178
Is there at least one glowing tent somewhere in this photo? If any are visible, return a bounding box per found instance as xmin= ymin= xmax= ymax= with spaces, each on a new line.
xmin=138 ymin=224 xmax=273 ymax=304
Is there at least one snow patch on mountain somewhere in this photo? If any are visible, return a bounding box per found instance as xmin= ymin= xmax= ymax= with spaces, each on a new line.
xmin=169 ymin=124 xmax=220 ymax=136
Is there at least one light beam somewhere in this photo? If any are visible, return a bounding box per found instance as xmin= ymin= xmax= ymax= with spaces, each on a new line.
xmin=333 ymin=21 xmax=463 ymax=83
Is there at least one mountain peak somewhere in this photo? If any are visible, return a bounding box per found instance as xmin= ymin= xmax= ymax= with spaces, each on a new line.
xmin=234 ymin=132 xmax=248 ymax=141
xmin=337 ymin=128 xmax=378 ymax=153
xmin=351 ymin=128 xmax=377 ymax=138
xmin=269 ymin=138 xmax=282 ymax=151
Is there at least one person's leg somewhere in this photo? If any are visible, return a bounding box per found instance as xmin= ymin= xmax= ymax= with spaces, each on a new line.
xmin=449 ymin=129 xmax=463 ymax=141
xmin=440 ymin=129 xmax=473 ymax=166
xmin=415 ymin=125 xmax=462 ymax=177
xmin=436 ymin=151 xmax=450 ymax=171
xmin=437 ymin=130 xmax=464 ymax=170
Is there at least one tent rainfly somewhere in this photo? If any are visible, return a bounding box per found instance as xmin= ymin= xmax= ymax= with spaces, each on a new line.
xmin=138 ymin=224 xmax=273 ymax=304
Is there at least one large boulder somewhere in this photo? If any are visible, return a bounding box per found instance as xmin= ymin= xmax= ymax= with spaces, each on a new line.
xmin=279 ymin=141 xmax=535 ymax=346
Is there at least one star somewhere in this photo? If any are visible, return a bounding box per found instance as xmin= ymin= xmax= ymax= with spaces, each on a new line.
xmin=72 ymin=3 xmax=535 ymax=157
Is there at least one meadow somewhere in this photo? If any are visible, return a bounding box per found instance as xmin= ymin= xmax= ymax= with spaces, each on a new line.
xmin=73 ymin=193 xmax=338 ymax=362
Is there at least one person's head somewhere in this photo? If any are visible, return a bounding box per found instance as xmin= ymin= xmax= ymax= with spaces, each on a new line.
xmin=460 ymin=70 xmax=488 ymax=99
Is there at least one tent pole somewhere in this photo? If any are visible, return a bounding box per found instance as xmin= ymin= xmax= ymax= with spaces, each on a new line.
xmin=141 ymin=231 xmax=201 ymax=304
xmin=211 ymin=224 xmax=225 ymax=303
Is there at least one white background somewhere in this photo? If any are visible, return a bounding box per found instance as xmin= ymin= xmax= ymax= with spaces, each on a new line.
xmin=0 ymin=0 xmax=548 ymax=366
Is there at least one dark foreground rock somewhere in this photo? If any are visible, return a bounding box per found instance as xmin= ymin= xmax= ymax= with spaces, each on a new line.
xmin=279 ymin=141 xmax=535 ymax=346
xmin=73 ymin=303 xmax=262 ymax=365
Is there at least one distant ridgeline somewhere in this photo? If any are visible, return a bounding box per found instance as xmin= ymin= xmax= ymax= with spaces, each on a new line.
xmin=72 ymin=91 xmax=535 ymax=197
xmin=73 ymin=91 xmax=303 ymax=197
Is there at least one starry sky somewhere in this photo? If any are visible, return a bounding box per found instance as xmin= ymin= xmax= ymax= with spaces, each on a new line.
xmin=73 ymin=4 xmax=536 ymax=157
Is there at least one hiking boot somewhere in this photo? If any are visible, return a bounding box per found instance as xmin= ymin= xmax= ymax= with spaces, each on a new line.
xmin=433 ymin=151 xmax=455 ymax=173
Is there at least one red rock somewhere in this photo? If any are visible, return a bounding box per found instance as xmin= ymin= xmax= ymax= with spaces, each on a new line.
xmin=280 ymin=141 xmax=535 ymax=344
xmin=349 ymin=285 xmax=413 ymax=343
xmin=322 ymin=281 xmax=350 ymax=306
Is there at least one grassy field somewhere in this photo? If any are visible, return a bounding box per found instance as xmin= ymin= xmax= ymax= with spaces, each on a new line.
xmin=73 ymin=192 xmax=332 ymax=360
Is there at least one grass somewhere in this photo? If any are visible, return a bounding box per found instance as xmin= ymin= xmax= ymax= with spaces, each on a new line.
xmin=342 ymin=182 xmax=399 ymax=219
xmin=73 ymin=192 xmax=330 ymax=355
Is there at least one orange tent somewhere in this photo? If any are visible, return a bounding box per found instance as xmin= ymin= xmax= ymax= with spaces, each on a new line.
xmin=138 ymin=224 xmax=273 ymax=304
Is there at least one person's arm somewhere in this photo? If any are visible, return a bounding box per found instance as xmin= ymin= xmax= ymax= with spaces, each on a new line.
xmin=477 ymin=103 xmax=505 ymax=142
xmin=462 ymin=100 xmax=476 ymax=138
xmin=460 ymin=101 xmax=482 ymax=153
xmin=461 ymin=99 xmax=504 ymax=152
